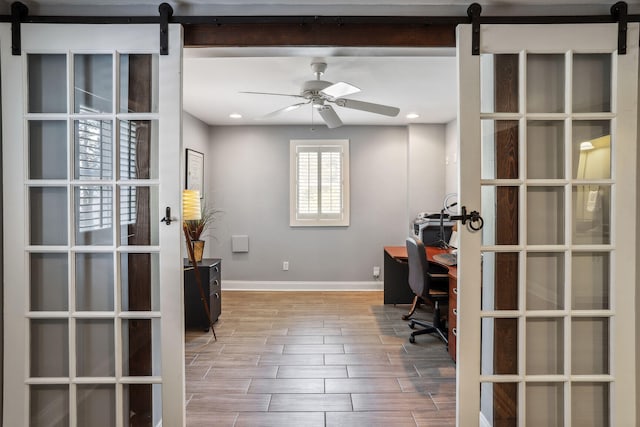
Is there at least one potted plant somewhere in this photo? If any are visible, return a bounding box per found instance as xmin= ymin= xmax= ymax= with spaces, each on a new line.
xmin=184 ymin=202 xmax=222 ymax=262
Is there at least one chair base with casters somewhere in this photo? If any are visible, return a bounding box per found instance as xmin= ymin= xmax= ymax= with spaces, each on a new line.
xmin=408 ymin=298 xmax=448 ymax=344
xmin=404 ymin=236 xmax=450 ymax=346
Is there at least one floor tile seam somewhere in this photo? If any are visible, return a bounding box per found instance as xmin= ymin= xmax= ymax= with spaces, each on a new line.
xmin=266 ymin=393 xmax=273 ymax=412
xmin=200 ymin=365 xmax=213 ymax=380
xmin=410 ymin=410 xmax=420 ymax=427
xmin=427 ymin=391 xmax=442 ymax=411
xmin=189 ymin=354 xmax=199 ymax=366
xmin=414 ymin=363 xmax=422 ymax=377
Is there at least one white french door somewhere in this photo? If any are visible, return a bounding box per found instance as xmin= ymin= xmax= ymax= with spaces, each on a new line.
xmin=457 ymin=24 xmax=638 ymax=426
xmin=1 ymin=24 xmax=185 ymax=426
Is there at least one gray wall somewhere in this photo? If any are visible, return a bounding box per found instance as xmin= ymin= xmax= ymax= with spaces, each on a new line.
xmin=407 ymin=124 xmax=448 ymax=225
xmin=204 ymin=124 xmax=440 ymax=283
xmin=183 ymin=111 xmax=211 ymax=193
xmin=183 ymin=112 xmax=212 ymax=256
xmin=445 ymin=119 xmax=458 ymax=196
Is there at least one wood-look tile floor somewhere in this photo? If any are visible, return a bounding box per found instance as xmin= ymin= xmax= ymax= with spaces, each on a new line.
xmin=185 ymin=291 xmax=456 ymax=427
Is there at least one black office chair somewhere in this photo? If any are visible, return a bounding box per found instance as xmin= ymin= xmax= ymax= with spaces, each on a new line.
xmin=403 ymin=236 xmax=449 ymax=344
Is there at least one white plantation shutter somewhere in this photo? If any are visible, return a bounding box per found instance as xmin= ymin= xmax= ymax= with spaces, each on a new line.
xmin=320 ymin=150 xmax=342 ymax=215
xmin=297 ymin=150 xmax=319 ymax=215
xmin=290 ymin=139 xmax=349 ymax=226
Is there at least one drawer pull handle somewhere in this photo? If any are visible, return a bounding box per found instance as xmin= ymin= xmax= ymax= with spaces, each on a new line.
xmin=213 ymin=266 xmax=219 ymax=272
xmin=452 ymin=328 xmax=457 ymax=336
xmin=214 ymin=292 xmax=220 ymax=299
xmin=452 ymin=308 xmax=458 ymax=316
xmin=452 ymin=287 xmax=458 ymax=295
xmin=213 ymin=280 xmax=219 ymax=286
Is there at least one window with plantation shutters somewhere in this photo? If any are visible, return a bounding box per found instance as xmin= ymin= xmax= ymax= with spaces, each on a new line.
xmin=290 ymin=139 xmax=349 ymax=226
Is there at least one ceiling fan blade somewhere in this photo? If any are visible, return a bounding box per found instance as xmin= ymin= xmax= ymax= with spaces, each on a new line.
xmin=320 ymin=81 xmax=361 ymax=99
xmin=259 ymin=102 xmax=308 ymax=119
xmin=335 ymin=98 xmax=400 ymax=117
xmin=318 ymin=105 xmax=343 ymax=129
xmin=240 ymin=91 xmax=305 ymax=99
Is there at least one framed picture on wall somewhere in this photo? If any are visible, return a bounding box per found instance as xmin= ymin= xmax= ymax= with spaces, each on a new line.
xmin=186 ymin=149 xmax=204 ymax=198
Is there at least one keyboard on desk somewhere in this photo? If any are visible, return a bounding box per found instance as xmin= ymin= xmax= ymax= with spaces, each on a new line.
xmin=433 ymin=252 xmax=457 ymax=266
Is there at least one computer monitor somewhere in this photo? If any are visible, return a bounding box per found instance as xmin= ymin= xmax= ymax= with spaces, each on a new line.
xmin=421 ymin=223 xmax=453 ymax=247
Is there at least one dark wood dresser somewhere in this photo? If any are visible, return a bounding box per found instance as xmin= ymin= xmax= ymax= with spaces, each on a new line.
xmin=184 ymin=258 xmax=221 ymax=331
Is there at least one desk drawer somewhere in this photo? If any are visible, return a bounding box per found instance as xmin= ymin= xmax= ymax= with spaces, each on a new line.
xmin=448 ymin=277 xmax=457 ymax=362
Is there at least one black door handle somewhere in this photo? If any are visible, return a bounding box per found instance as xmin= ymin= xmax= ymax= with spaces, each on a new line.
xmin=161 ymin=206 xmax=172 ymax=225
xmin=450 ymin=206 xmax=484 ymax=231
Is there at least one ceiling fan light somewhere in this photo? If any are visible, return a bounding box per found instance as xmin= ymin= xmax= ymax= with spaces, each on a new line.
xmin=229 ymin=113 xmax=242 ymax=119
xmin=321 ymin=81 xmax=361 ymax=99
xmin=406 ymin=113 xmax=420 ymax=119
xmin=312 ymin=98 xmax=325 ymax=109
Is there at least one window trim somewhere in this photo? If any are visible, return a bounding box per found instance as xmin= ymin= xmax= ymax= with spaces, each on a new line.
xmin=289 ymin=139 xmax=350 ymax=227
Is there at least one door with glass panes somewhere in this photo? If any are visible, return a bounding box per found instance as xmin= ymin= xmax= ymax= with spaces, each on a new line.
xmin=1 ymin=24 xmax=184 ymax=426
xmin=456 ymin=23 xmax=638 ymax=426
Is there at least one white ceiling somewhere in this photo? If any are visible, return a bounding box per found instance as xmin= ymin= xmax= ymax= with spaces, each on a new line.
xmin=7 ymin=0 xmax=634 ymax=128
xmin=183 ymin=49 xmax=458 ymax=127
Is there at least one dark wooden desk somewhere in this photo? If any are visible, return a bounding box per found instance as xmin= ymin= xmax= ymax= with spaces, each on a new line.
xmin=383 ymin=246 xmax=458 ymax=362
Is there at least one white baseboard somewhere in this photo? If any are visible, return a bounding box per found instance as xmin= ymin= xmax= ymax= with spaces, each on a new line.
xmin=222 ymin=280 xmax=383 ymax=291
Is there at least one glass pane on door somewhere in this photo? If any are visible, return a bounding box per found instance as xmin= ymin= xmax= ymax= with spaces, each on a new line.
xmin=526 ymin=54 xmax=564 ymax=113
xmin=74 ymin=54 xmax=113 ymax=114
xmin=476 ymin=41 xmax=618 ymax=426
xmin=572 ymin=252 xmax=610 ymax=309
xmin=526 ymin=318 xmax=563 ymax=374
xmin=460 ymin=22 xmax=637 ymax=427
xmin=572 ymin=383 xmax=609 ymax=427
xmin=77 ymin=385 xmax=116 ymax=426
xmin=30 ymin=319 xmax=69 ymax=377
xmin=24 ymin=49 xmax=161 ymax=426
xmin=30 ymin=253 xmax=68 ymax=311
xmin=526 ymin=252 xmax=564 ymax=310
xmin=30 ymin=385 xmax=70 ymax=427
xmin=29 ymin=187 xmax=68 ymax=245
xmin=4 ymin=23 xmax=180 ymax=427
xmin=573 ymin=54 xmax=611 ymax=113
xmin=526 ymin=383 xmax=563 ymax=427
xmin=28 ymin=54 xmax=67 ymax=114
xmin=29 ymin=121 xmax=68 ymax=179
xmin=120 ymin=54 xmax=158 ymax=113
xmin=527 ymin=121 xmax=564 ymax=179
xmin=527 ymin=187 xmax=564 ymax=245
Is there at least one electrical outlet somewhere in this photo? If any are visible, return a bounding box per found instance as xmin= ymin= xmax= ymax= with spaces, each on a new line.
xmin=373 ymin=266 xmax=380 ymax=278
xmin=282 ymin=261 xmax=289 ymax=271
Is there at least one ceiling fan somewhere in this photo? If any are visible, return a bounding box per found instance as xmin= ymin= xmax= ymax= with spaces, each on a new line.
xmin=241 ymin=60 xmax=400 ymax=128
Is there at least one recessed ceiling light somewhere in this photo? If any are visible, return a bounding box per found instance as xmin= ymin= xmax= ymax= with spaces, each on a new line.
xmin=406 ymin=113 xmax=420 ymax=119
xmin=229 ymin=113 xmax=242 ymax=119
